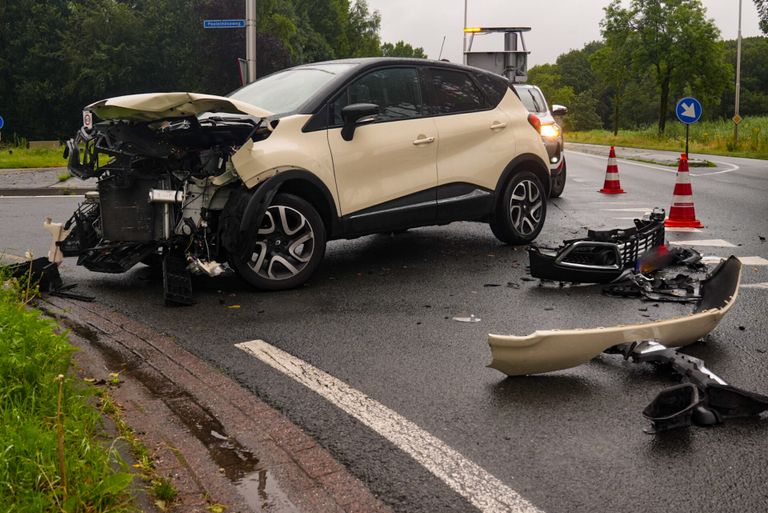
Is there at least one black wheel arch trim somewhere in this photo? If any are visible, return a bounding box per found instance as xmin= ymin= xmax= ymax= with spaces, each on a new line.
xmin=495 ymin=153 xmax=551 ymax=200
xmin=238 ymin=170 xmax=340 ymax=244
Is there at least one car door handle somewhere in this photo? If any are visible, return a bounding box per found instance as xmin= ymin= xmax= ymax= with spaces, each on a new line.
xmin=412 ymin=136 xmax=435 ymax=146
xmin=490 ymin=121 xmax=507 ymax=130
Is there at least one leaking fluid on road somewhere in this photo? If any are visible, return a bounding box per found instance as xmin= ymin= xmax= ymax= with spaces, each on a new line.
xmin=59 ymin=314 xmax=299 ymax=511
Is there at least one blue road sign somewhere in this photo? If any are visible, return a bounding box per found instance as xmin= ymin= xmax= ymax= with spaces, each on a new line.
xmin=675 ymin=97 xmax=702 ymax=124
xmin=0 ymin=115 xmax=4 ymax=130
xmin=203 ymin=19 xmax=246 ymax=29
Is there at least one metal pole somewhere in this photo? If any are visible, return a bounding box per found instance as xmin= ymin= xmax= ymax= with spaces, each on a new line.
xmin=463 ymin=0 xmax=468 ymax=64
xmin=685 ymin=124 xmax=689 ymax=159
xmin=734 ymin=0 xmax=742 ymax=144
xmin=246 ymin=0 xmax=257 ymax=83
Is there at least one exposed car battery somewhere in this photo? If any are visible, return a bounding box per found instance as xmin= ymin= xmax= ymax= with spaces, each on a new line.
xmin=98 ymin=173 xmax=167 ymax=242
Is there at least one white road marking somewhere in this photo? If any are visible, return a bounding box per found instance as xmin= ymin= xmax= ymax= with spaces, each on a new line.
xmin=665 ymin=227 xmax=703 ymax=233
xmin=235 ymin=339 xmax=543 ymax=513
xmin=741 ymin=283 xmax=768 ymax=289
xmin=701 ymin=256 xmax=768 ymax=265
xmin=601 ymin=208 xmax=653 ymax=212
xmin=568 ymin=150 xmax=740 ymax=176
xmin=670 ymin=239 xmax=737 ymax=248
xmin=613 ymin=217 xmax=646 ymax=220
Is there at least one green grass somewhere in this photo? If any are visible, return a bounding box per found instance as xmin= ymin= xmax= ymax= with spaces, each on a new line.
xmin=0 ymin=272 xmax=134 ymax=512
xmin=0 ymin=146 xmax=67 ymax=169
xmin=569 ymin=116 xmax=768 ymax=160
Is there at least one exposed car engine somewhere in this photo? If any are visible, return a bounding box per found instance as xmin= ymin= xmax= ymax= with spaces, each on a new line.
xmin=62 ymin=115 xmax=272 ymax=304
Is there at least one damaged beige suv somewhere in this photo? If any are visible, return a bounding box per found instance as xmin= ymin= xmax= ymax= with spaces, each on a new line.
xmin=62 ymin=58 xmax=551 ymax=301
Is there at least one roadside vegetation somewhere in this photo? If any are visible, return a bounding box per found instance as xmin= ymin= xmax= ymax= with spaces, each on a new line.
xmin=569 ymin=116 xmax=768 ymax=160
xmin=0 ymin=146 xmax=66 ymax=169
xmin=0 ymin=270 xmax=134 ymax=511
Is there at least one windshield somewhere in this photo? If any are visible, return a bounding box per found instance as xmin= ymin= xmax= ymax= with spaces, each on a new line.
xmin=229 ymin=63 xmax=358 ymax=115
xmin=514 ymin=86 xmax=548 ymax=114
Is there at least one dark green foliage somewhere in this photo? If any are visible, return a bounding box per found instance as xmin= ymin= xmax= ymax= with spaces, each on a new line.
xmin=0 ymin=0 xmax=413 ymax=140
xmin=381 ymin=41 xmax=427 ymax=58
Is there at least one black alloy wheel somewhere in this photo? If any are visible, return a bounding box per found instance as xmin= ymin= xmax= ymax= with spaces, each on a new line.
xmin=232 ymin=193 xmax=326 ymax=290
xmin=490 ymin=171 xmax=547 ymax=244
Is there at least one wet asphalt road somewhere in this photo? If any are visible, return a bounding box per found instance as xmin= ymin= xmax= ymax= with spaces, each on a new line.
xmin=2 ymin=149 xmax=767 ymax=513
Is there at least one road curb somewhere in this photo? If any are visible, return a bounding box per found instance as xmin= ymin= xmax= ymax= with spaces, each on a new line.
xmin=0 ymin=187 xmax=95 ymax=196
xmin=43 ymin=295 xmax=393 ymax=513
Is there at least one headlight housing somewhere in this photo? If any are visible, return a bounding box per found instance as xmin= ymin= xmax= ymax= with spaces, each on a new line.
xmin=540 ymin=123 xmax=561 ymax=139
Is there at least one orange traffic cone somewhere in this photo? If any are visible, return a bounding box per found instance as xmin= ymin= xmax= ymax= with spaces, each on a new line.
xmin=665 ymin=153 xmax=704 ymax=228
xmin=599 ymin=146 xmax=626 ymax=194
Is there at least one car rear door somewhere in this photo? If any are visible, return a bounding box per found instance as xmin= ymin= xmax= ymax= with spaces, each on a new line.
xmin=326 ymin=66 xmax=438 ymax=234
xmin=426 ymin=67 xmax=515 ymax=222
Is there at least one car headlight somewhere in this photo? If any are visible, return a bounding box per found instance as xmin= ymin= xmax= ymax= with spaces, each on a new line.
xmin=540 ymin=123 xmax=561 ymax=139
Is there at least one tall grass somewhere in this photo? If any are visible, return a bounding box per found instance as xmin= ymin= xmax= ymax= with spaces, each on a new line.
xmin=0 ymin=275 xmax=134 ymax=512
xmin=568 ymin=116 xmax=768 ymax=160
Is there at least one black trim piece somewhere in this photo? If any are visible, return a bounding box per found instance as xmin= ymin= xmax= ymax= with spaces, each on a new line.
xmin=436 ymin=183 xmax=494 ymax=223
xmin=239 ymin=170 xmax=340 ymax=240
xmin=495 ymin=153 xmax=551 ymax=199
xmin=340 ymin=187 xmax=437 ymax=236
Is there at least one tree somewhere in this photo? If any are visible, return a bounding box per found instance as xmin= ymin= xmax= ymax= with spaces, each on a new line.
xmin=756 ymin=0 xmax=768 ymax=34
xmin=348 ymin=0 xmax=383 ymax=57
xmin=380 ymin=41 xmax=427 ymax=58
xmin=602 ymin=0 xmax=731 ymax=133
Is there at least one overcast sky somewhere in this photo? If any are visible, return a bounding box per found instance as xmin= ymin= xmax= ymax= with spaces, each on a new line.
xmin=367 ymin=0 xmax=763 ymax=66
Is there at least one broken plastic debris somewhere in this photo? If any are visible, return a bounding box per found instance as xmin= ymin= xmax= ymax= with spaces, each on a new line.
xmin=487 ymin=256 xmax=741 ymax=377
xmin=188 ymin=258 xmax=225 ymax=277
xmin=453 ymin=314 xmax=481 ymax=323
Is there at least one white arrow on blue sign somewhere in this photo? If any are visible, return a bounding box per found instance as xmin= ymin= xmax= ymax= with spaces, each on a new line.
xmin=203 ymin=19 xmax=246 ymax=29
xmin=675 ymin=97 xmax=702 ymax=124
xmin=0 ymin=115 xmax=4 ymax=130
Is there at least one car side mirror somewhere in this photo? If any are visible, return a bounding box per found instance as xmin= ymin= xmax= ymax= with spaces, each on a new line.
xmin=551 ymin=104 xmax=568 ymax=116
xmin=341 ymin=103 xmax=380 ymax=141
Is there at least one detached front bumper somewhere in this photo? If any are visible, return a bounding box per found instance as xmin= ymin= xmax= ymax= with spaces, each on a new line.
xmin=529 ymin=209 xmax=666 ymax=283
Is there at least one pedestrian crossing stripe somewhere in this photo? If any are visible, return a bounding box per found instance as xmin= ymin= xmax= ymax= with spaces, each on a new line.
xmin=670 ymin=239 xmax=737 ymax=248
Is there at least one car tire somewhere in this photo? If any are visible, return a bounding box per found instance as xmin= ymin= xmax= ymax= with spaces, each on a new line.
xmin=490 ymin=171 xmax=547 ymax=244
xmin=549 ymin=159 xmax=566 ymax=198
xmin=231 ymin=193 xmax=326 ymax=291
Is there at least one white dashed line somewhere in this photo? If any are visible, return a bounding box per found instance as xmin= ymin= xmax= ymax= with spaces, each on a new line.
xmin=235 ymin=339 xmax=543 ymax=513
xmin=0 ymin=195 xmax=85 ymax=199
xmin=670 ymin=239 xmax=737 ymax=248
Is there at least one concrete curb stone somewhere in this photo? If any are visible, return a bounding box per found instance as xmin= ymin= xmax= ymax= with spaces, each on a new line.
xmin=43 ymin=295 xmax=393 ymax=513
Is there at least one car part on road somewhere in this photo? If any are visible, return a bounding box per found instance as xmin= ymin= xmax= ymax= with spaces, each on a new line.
xmin=1 ymin=257 xmax=94 ymax=301
xmin=603 ymin=273 xmax=701 ymax=303
xmin=528 ymin=208 xmax=666 ymax=283
xmin=610 ymin=341 xmax=768 ymax=433
xmin=489 ymin=256 xmax=765 ymax=433
xmin=487 ymin=256 xmax=741 ymax=376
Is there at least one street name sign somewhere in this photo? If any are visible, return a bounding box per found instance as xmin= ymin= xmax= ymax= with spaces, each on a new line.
xmin=675 ymin=97 xmax=702 ymax=124
xmin=203 ymin=19 xmax=246 ymax=29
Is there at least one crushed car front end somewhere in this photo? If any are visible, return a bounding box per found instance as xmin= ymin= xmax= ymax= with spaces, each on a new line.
xmin=61 ymin=93 xmax=275 ymax=303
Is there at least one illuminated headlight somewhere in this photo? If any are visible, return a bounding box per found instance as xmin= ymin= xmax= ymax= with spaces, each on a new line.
xmin=540 ymin=123 xmax=561 ymax=139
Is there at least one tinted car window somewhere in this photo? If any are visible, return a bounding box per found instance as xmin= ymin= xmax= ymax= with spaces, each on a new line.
xmin=474 ymin=73 xmax=509 ymax=107
xmin=514 ymin=86 xmax=548 ymax=114
xmin=332 ymin=67 xmax=423 ymax=125
xmin=230 ymin=63 xmax=357 ymax=116
xmin=428 ymin=69 xmax=488 ymax=114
